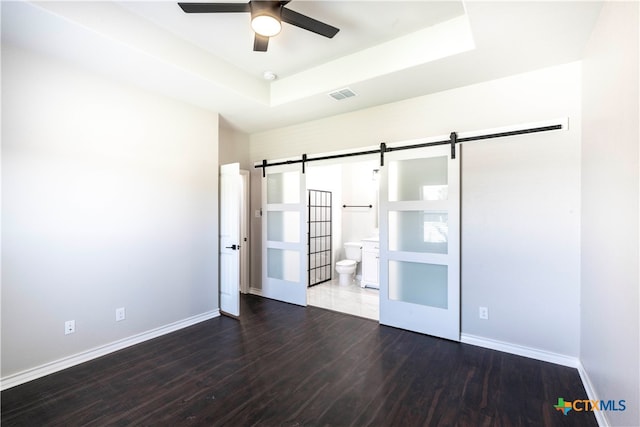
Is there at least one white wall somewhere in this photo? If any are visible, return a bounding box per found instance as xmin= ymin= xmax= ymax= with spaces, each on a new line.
xmin=581 ymin=2 xmax=639 ymax=426
xmin=461 ymin=128 xmax=580 ymax=355
xmin=1 ymin=45 xmax=220 ymax=378
xmin=219 ymin=120 xmax=250 ymax=169
xmin=249 ymin=62 xmax=582 ymax=357
xmin=341 ymin=160 xmax=378 ymax=245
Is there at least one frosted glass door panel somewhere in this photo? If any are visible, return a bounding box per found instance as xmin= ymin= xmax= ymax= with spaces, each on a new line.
xmin=379 ymin=144 xmax=459 ymax=341
xmin=388 ymin=260 xmax=448 ymax=309
xmin=267 ymin=248 xmax=300 ymax=282
xmin=267 ymin=171 xmax=300 ymax=204
xmin=262 ymin=163 xmax=306 ymax=306
xmin=267 ymin=211 xmax=300 ymax=243
xmin=388 ymin=156 xmax=448 ymax=201
xmin=389 ymin=211 xmax=448 ymax=254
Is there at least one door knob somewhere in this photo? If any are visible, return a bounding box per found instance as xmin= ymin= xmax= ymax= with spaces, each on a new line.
xmin=225 ymin=244 xmax=240 ymax=250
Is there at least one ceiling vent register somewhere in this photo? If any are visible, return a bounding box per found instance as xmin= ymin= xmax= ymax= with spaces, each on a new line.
xmin=328 ymin=88 xmax=357 ymax=101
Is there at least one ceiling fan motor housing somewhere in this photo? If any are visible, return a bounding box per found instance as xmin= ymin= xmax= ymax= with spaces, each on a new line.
xmin=251 ymin=1 xmax=283 ymax=20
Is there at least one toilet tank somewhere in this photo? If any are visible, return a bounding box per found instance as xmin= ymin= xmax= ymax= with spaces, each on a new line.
xmin=344 ymin=242 xmax=362 ymax=262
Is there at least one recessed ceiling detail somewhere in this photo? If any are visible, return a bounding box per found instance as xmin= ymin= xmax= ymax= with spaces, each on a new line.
xmin=270 ymin=14 xmax=476 ymax=107
xmin=1 ymin=1 xmax=604 ymax=133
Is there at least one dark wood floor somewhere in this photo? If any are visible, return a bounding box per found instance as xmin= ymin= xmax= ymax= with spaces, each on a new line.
xmin=2 ymin=294 xmax=596 ymax=426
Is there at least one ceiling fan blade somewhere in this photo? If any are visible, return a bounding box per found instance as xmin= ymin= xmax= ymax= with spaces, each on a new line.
xmin=253 ymin=33 xmax=269 ymax=52
xmin=178 ymin=2 xmax=250 ymax=13
xmin=281 ymin=7 xmax=339 ymax=38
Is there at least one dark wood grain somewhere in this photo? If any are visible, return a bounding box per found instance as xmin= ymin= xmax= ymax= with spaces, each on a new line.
xmin=2 ymin=295 xmax=596 ymax=426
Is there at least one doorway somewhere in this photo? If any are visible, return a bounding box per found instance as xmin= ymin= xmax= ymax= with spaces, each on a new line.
xmin=259 ymin=143 xmax=461 ymax=340
xmin=220 ymin=164 xmax=250 ymax=317
xmin=305 ymin=159 xmax=380 ymax=320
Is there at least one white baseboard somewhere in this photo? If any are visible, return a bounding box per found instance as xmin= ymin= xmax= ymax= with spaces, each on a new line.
xmin=577 ymin=361 xmax=608 ymax=427
xmin=461 ymin=334 xmax=609 ymax=426
xmin=460 ymin=333 xmax=580 ymax=368
xmin=249 ymin=287 xmax=263 ymax=296
xmin=1 ymin=309 xmax=220 ymax=391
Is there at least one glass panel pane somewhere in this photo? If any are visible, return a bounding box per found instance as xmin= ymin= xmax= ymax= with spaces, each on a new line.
xmin=388 ymin=156 xmax=448 ymax=201
xmin=389 ymin=260 xmax=447 ymax=309
xmin=267 ymin=248 xmax=299 ymax=282
xmin=267 ymin=211 xmax=300 ymax=242
xmin=389 ymin=211 xmax=448 ymax=254
xmin=267 ymin=171 xmax=300 ymax=204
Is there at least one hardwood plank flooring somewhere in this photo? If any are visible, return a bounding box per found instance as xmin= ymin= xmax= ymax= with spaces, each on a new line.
xmin=2 ymin=294 xmax=596 ymax=426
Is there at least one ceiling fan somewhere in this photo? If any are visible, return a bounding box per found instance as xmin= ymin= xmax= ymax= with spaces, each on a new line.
xmin=178 ymin=1 xmax=339 ymax=52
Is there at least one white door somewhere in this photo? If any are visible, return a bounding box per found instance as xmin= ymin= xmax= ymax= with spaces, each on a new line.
xmin=262 ymin=164 xmax=307 ymax=306
xmin=379 ymin=144 xmax=460 ymax=341
xmin=220 ymin=163 xmax=241 ymax=317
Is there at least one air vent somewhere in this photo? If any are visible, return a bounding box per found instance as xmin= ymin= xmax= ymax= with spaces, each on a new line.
xmin=328 ymin=88 xmax=357 ymax=101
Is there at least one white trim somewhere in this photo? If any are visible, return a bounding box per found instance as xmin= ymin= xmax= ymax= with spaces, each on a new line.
xmin=461 ymin=335 xmax=607 ymax=426
xmin=460 ymin=333 xmax=579 ymax=368
xmin=249 ymin=286 xmax=263 ymax=296
xmin=0 ymin=309 xmax=220 ymax=391
xmin=577 ymin=362 xmax=608 ymax=427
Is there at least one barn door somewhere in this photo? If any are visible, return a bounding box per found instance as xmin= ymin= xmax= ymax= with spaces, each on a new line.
xmin=379 ymin=144 xmax=460 ymax=341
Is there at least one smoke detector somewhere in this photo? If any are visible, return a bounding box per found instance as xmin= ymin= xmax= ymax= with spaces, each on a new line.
xmin=328 ymin=87 xmax=357 ymax=101
xmin=263 ymin=71 xmax=277 ymax=81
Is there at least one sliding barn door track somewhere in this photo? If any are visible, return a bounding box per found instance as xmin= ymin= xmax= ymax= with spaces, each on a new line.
xmin=255 ymin=119 xmax=566 ymax=176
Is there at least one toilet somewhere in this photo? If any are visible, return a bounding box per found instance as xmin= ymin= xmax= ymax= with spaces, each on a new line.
xmin=336 ymin=242 xmax=362 ymax=285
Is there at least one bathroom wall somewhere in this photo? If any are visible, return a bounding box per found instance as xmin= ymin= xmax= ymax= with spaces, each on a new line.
xmin=341 ymin=160 xmax=379 ymax=245
xmin=340 ymin=161 xmax=379 ymax=278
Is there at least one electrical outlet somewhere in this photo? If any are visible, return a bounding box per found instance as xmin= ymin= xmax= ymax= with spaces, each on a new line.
xmin=116 ymin=307 xmax=126 ymax=322
xmin=65 ymin=320 xmax=76 ymax=335
xmin=479 ymin=307 xmax=489 ymax=320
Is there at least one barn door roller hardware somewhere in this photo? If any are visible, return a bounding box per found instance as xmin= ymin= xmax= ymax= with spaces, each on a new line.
xmin=256 ymin=120 xmax=565 ymax=176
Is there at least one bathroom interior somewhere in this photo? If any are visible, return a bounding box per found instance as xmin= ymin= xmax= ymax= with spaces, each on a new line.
xmin=305 ymin=159 xmax=380 ymax=320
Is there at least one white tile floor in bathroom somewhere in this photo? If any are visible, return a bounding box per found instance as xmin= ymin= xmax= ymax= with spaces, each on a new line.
xmin=307 ymin=278 xmax=379 ymax=320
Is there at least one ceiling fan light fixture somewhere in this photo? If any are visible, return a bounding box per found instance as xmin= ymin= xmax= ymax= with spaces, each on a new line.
xmin=179 ymin=1 xmax=340 ymax=52
xmin=251 ymin=14 xmax=281 ymax=37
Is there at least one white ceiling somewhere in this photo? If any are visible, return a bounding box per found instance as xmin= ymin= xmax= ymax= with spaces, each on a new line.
xmin=120 ymin=1 xmax=468 ymax=79
xmin=2 ymin=1 xmax=603 ymax=134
